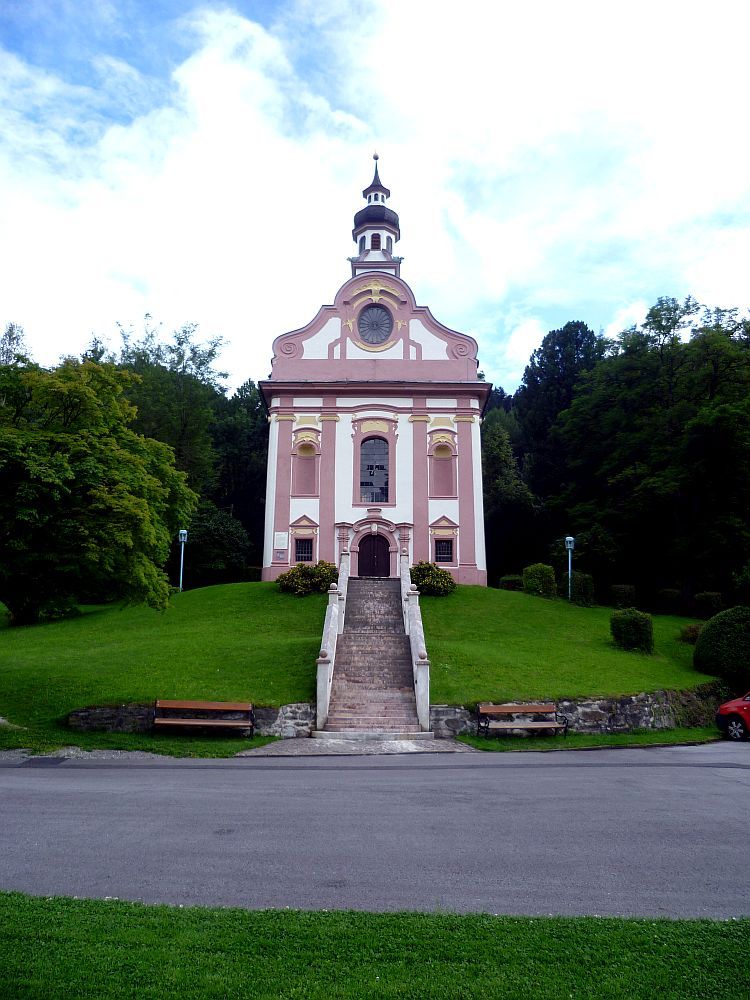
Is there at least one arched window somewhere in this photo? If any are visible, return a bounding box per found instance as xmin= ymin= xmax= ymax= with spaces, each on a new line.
xmin=429 ymin=443 xmax=457 ymax=497
xmin=386 ymin=235 xmax=393 ymax=253
xmin=371 ymin=233 xmax=381 ymax=250
xmin=358 ymin=236 xmax=366 ymax=253
xmin=292 ymin=442 xmax=318 ymax=496
xmin=360 ymin=437 xmax=389 ymax=503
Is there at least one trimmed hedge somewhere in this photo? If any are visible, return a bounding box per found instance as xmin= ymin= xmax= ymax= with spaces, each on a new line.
xmin=277 ymin=561 xmax=338 ymax=596
xmin=522 ymin=563 xmax=556 ymax=599
xmin=610 ymin=608 xmax=654 ymax=653
xmin=498 ymin=574 xmax=523 ymax=591
xmin=410 ymin=562 xmax=456 ymax=596
xmin=560 ymin=571 xmax=595 ymax=606
xmin=693 ymin=606 xmax=750 ymax=690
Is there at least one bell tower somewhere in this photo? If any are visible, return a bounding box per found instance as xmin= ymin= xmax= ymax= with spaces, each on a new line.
xmin=349 ymin=154 xmax=403 ymax=278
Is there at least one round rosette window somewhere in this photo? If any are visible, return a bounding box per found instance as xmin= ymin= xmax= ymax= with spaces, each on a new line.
xmin=357 ymin=304 xmax=394 ymax=346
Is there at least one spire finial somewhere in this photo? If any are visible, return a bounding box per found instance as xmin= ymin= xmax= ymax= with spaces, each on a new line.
xmin=373 ymin=151 xmax=379 ymax=161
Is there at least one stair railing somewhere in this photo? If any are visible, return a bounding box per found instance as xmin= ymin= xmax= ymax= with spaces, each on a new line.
xmin=315 ymin=558 xmax=349 ymax=730
xmin=400 ymin=554 xmax=431 ymax=731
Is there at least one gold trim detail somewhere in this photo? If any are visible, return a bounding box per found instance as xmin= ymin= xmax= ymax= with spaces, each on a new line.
xmin=296 ymin=415 xmax=320 ymax=426
xmin=352 ymin=278 xmax=400 ymax=303
xmin=396 ymin=319 xmax=407 ymax=330
xmin=343 ymin=318 xmax=354 ymax=331
xmin=408 ymin=415 xmax=430 ymax=422
xmin=361 ymin=419 xmax=389 ymax=433
xmin=430 ymin=417 xmax=453 ymax=427
xmin=351 ymin=338 xmax=397 ymax=353
xmin=275 ymin=414 xmax=296 ymax=421
xmin=454 ymin=415 xmax=476 ymax=423
xmin=320 ymin=414 xmax=340 ymax=421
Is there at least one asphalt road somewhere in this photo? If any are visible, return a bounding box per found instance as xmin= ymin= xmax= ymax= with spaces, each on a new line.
xmin=1 ymin=743 xmax=748 ymax=918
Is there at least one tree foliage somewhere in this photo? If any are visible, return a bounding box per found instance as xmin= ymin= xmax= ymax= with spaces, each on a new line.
xmin=0 ymin=359 xmax=197 ymax=625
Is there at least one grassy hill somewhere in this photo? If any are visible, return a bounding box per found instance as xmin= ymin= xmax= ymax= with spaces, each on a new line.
xmin=0 ymin=582 xmax=712 ymax=754
xmin=423 ymin=587 xmax=711 ymax=703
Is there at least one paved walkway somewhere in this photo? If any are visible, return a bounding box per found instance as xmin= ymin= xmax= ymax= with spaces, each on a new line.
xmin=238 ymin=736 xmax=476 ymax=756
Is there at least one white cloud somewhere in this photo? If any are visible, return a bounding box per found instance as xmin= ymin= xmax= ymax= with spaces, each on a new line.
xmin=1 ymin=0 xmax=750 ymax=391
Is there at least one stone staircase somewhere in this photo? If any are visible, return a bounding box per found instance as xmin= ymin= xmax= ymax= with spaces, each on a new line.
xmin=319 ymin=578 xmax=431 ymax=739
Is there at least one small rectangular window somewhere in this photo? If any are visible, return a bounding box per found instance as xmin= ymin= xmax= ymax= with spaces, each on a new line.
xmin=435 ymin=539 xmax=453 ymax=563
xmin=295 ymin=538 xmax=313 ymax=562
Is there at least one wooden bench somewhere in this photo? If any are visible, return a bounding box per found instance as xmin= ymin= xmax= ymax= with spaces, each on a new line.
xmin=153 ymin=700 xmax=254 ymax=736
xmin=477 ymin=703 xmax=568 ymax=738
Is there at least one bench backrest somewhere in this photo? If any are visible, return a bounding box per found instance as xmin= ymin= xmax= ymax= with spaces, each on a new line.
xmin=155 ymin=700 xmax=253 ymax=712
xmin=478 ymin=703 xmax=556 ymax=715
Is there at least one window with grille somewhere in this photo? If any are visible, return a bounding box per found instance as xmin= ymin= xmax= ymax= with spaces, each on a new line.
xmin=360 ymin=437 xmax=389 ymax=503
xmin=295 ymin=538 xmax=313 ymax=562
xmin=371 ymin=233 xmax=381 ymax=250
xmin=435 ymin=539 xmax=453 ymax=563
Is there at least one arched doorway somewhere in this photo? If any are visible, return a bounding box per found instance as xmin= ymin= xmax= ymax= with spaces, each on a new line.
xmin=358 ymin=534 xmax=390 ymax=577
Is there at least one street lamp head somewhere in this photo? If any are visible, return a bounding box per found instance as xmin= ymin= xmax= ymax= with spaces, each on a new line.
xmin=564 ymin=535 xmax=575 ymax=551
xmin=178 ymin=529 xmax=188 ymax=543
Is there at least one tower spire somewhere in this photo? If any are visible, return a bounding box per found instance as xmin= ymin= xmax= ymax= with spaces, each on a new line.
xmin=350 ymin=155 xmax=402 ymax=278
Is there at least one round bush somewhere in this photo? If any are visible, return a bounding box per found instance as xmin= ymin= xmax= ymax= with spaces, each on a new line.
xmin=522 ymin=563 xmax=556 ymax=598
xmin=693 ymin=606 xmax=750 ymax=689
xmin=277 ymin=561 xmax=337 ymax=596
xmin=410 ymin=562 xmax=456 ymax=596
xmin=610 ymin=608 xmax=654 ymax=653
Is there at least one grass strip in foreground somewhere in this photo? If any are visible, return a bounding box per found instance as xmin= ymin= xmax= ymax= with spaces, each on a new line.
xmin=459 ymin=725 xmax=720 ymax=752
xmin=1 ymin=893 xmax=747 ymax=1000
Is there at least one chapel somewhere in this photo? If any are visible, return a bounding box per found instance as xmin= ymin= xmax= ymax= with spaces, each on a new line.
xmin=260 ymin=157 xmax=490 ymax=584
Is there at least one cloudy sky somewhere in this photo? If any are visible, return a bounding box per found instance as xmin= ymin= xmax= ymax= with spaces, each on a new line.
xmin=2 ymin=1 xmax=749 ymax=392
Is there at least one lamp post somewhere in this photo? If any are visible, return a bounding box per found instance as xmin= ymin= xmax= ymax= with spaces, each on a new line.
xmin=178 ymin=529 xmax=188 ymax=592
xmin=564 ymin=536 xmax=575 ymax=601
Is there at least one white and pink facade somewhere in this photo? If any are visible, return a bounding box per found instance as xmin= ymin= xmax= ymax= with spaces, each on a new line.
xmin=260 ymin=159 xmax=490 ymax=585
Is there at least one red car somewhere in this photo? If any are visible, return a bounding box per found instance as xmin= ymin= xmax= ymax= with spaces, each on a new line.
xmin=716 ymin=692 xmax=750 ymax=741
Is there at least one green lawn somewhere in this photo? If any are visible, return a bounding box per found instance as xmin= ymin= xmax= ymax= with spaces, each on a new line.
xmin=0 ymin=583 xmax=325 ymax=755
xmin=0 ymin=893 xmax=745 ymax=1000
xmin=422 ymin=587 xmax=712 ymax=703
xmin=1 ymin=583 xmax=715 ymax=755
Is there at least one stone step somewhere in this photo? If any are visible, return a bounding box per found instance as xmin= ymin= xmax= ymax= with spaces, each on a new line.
xmin=325 ymin=721 xmax=421 ymax=731
xmin=311 ymin=730 xmax=434 ymax=741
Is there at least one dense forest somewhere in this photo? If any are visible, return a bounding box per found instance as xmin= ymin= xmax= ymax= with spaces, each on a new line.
xmin=2 ymin=294 xmax=749 ymax=621
xmin=483 ymin=297 xmax=750 ymax=609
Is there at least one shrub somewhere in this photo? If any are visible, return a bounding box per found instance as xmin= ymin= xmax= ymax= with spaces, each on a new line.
xmin=611 ymin=584 xmax=637 ymax=608
xmin=277 ymin=561 xmax=337 ymax=596
xmin=410 ymin=562 xmax=456 ymax=596
xmin=560 ymin=571 xmax=595 ymax=606
xmin=693 ymin=591 xmax=723 ymax=619
xmin=498 ymin=574 xmax=523 ymax=591
xmin=656 ymin=588 xmax=681 ymax=614
xmin=522 ymin=563 xmax=556 ymax=599
xmin=610 ymin=608 xmax=654 ymax=653
xmin=693 ymin=606 xmax=750 ymax=690
xmin=680 ymin=623 xmax=703 ymax=645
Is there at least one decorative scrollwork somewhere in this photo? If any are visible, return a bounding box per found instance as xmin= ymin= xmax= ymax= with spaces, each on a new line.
xmin=450 ymin=342 xmax=472 ymax=358
xmin=279 ymin=340 xmax=299 ymax=356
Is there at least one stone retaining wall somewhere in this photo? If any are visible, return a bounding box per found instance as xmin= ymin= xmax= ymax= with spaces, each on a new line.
xmin=66 ymin=702 xmax=315 ymax=738
xmin=430 ymin=681 xmax=727 ymax=737
xmin=66 ymin=682 xmax=725 ymax=740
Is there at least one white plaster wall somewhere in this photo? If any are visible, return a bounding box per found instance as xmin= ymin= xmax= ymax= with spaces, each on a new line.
xmin=427 ymin=398 xmax=457 ymax=408
xmin=263 ymin=417 xmax=280 ymax=568
xmin=428 ymin=499 xmax=460 ymax=523
xmin=300 ymin=318 xmax=341 ymax=360
xmin=341 ymin=397 xmax=413 ymax=408
xmin=393 ymin=413 xmax=414 ymax=523
xmin=334 ymin=414 xmax=354 ymax=522
xmin=293 ymin=397 xmax=323 ymax=407
xmin=471 ymin=418 xmax=487 ymax=571
xmin=409 ymin=318 xmax=448 ymax=360
xmin=290 ymin=498 xmax=320 ymax=524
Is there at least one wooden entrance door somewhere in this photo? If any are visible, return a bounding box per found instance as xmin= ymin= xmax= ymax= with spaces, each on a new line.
xmin=358 ymin=534 xmax=390 ymax=577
